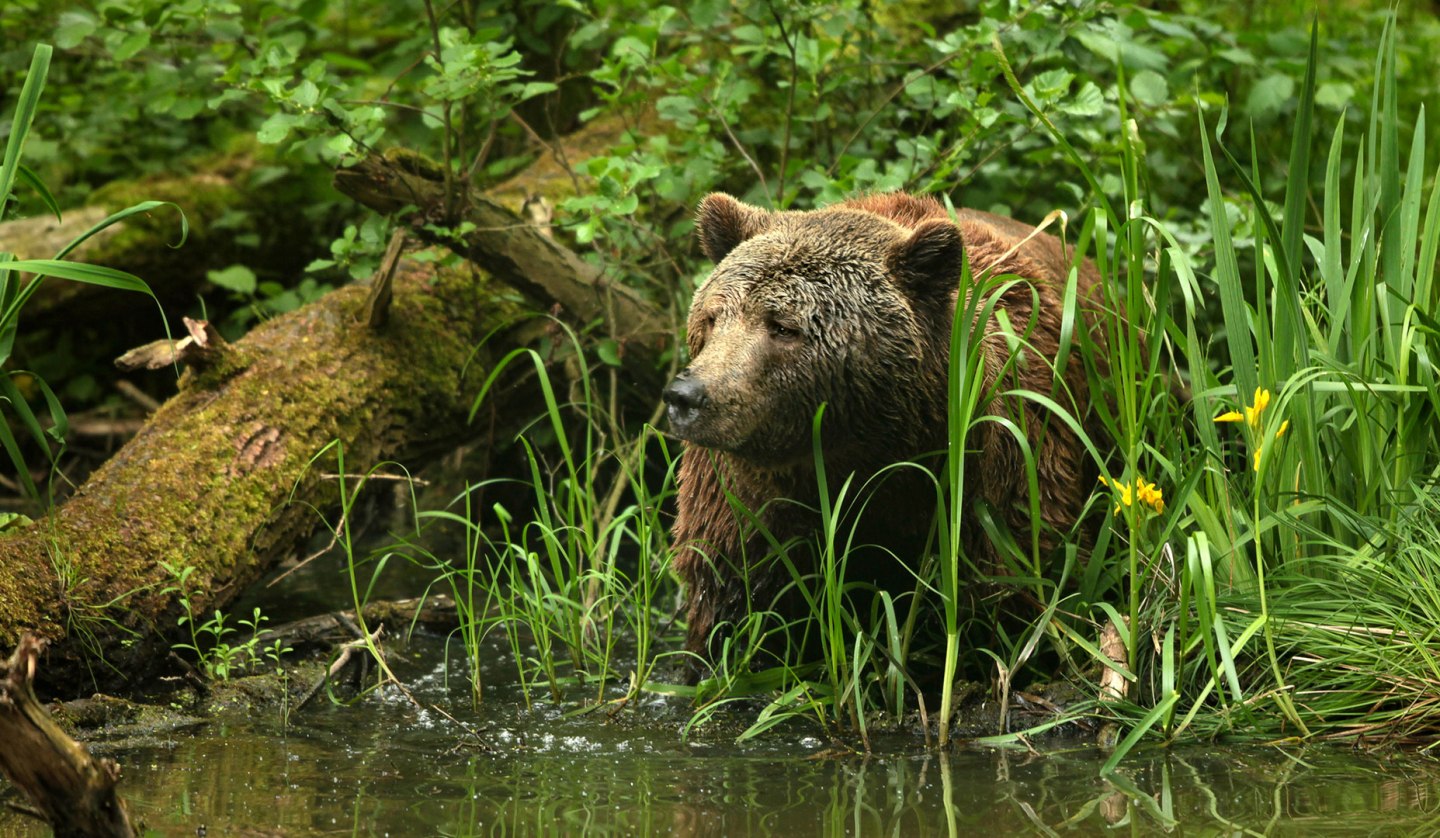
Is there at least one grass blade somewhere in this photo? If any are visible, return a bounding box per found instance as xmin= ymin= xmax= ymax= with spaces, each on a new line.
xmin=1197 ymin=107 xmax=1257 ymax=402
xmin=0 ymin=45 xmax=52 ymax=216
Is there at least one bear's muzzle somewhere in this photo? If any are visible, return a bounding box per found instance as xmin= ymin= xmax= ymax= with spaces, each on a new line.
xmin=662 ymin=370 xmax=709 ymax=438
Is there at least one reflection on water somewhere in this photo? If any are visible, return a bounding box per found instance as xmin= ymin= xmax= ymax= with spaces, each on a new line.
xmin=4 ymin=635 xmax=1440 ymax=836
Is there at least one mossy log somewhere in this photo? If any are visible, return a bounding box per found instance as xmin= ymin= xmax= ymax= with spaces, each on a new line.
xmin=0 ymin=260 xmax=523 ymax=693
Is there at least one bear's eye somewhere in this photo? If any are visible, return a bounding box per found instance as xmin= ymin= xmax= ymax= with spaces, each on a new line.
xmin=768 ymin=320 xmax=802 ymax=341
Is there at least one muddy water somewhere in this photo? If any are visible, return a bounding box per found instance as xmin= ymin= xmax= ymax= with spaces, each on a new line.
xmin=3 ymin=628 xmax=1440 ymax=837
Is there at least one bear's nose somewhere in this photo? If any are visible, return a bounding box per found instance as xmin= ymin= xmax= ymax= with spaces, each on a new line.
xmin=662 ymin=372 xmax=708 ymax=434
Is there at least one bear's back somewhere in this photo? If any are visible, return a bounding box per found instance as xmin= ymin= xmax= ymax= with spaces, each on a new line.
xmin=834 ymin=194 xmax=1093 ymax=295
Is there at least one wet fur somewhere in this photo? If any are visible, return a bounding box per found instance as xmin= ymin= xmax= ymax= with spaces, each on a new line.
xmin=671 ymin=192 xmax=1106 ymax=667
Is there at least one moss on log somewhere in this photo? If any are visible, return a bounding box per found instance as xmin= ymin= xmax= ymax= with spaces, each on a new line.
xmin=0 ymin=260 xmax=521 ymax=693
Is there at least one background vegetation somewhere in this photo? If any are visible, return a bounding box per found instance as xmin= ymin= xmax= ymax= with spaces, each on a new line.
xmin=3 ymin=0 xmax=1440 ymax=759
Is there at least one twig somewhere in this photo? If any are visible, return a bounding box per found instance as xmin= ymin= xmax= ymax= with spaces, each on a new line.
xmin=710 ymin=102 xmax=771 ymax=203
xmin=265 ymin=511 xmax=345 ymax=588
xmin=114 ymin=380 xmax=160 ymax=412
xmin=767 ymin=0 xmax=800 ymax=205
xmin=429 ymin=702 xmax=493 ymax=752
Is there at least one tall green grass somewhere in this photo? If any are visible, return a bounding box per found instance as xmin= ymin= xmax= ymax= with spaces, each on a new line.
xmin=987 ymin=14 xmax=1440 ymax=763
xmin=382 ymin=323 xmax=681 ymax=709
xmin=362 ymin=13 xmax=1440 ymax=758
xmin=1 ymin=43 xmax=182 ymax=503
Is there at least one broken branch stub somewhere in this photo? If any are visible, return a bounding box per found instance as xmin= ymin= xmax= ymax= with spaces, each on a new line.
xmin=0 ymin=636 xmax=136 ymax=838
xmin=332 ymin=151 xmax=668 ymax=346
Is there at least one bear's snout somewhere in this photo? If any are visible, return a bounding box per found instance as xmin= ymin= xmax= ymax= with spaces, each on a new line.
xmin=663 ymin=371 xmax=709 ymax=437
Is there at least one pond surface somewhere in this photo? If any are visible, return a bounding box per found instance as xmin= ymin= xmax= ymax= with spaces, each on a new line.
xmin=4 ymin=547 xmax=1439 ymax=837
xmin=4 ymin=627 xmax=1440 ymax=837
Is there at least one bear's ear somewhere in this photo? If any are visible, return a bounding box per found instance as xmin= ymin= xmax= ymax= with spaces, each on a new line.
xmin=696 ymin=193 xmax=773 ymax=263
xmin=889 ymin=218 xmax=965 ymax=297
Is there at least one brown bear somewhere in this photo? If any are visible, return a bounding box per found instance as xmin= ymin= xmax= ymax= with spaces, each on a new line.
xmin=663 ymin=192 xmax=1104 ymax=667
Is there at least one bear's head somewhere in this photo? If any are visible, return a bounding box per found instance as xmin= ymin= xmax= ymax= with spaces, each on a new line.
xmin=663 ymin=193 xmax=965 ymax=467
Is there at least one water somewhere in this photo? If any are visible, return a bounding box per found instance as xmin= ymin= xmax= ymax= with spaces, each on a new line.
xmin=4 ymin=629 xmax=1440 ymax=837
xmin=5 ymin=545 xmax=1439 ymax=836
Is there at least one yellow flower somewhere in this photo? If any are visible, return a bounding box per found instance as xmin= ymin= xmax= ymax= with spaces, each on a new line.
xmin=1215 ymin=387 xmax=1274 ymax=432
xmin=1218 ymin=387 xmax=1292 ymax=472
xmin=1098 ymin=475 xmax=1164 ymax=515
xmin=1251 ymin=386 xmax=1271 ymax=416
xmin=1251 ymin=422 xmax=1292 ymax=471
xmin=1135 ymin=478 xmax=1165 ymax=514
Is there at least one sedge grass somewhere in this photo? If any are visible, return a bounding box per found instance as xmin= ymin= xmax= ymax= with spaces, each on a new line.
xmin=986 ymin=12 xmax=1440 ymax=762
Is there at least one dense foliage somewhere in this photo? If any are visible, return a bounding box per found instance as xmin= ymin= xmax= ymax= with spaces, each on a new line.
xmin=4 ymin=0 xmax=1440 ymax=755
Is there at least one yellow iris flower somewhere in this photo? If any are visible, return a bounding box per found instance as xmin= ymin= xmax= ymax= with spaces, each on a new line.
xmin=1215 ymin=387 xmax=1280 ymax=431
xmin=1216 ymin=387 xmax=1289 ymax=471
xmin=1098 ymin=475 xmax=1165 ymax=515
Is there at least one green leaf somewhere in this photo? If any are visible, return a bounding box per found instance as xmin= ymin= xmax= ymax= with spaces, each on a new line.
xmin=55 ymin=201 xmax=188 ymax=260
xmin=1129 ymin=70 xmax=1169 ymax=106
xmin=1247 ymin=74 xmax=1295 ymax=119
xmin=1197 ymin=107 xmax=1258 ymax=403
xmin=1315 ymin=82 xmax=1355 ymax=110
xmin=516 ymin=81 xmax=558 ymax=101
xmin=1027 ymin=69 xmax=1072 ymax=99
xmin=596 ymin=339 xmax=622 ymax=367
xmin=111 ymin=30 xmax=151 ymax=61
xmin=1075 ymin=30 xmax=1167 ymax=71
xmin=656 ymin=95 xmax=697 ymax=127
xmin=1100 ymin=692 xmax=1179 ymax=776
xmin=256 ymin=112 xmax=300 ymax=144
xmin=0 ymin=259 xmax=156 ymax=330
xmin=0 ymin=373 xmax=54 ymax=464
xmin=1060 ymin=82 xmax=1104 ymax=117
xmin=16 ymin=165 xmax=61 ymax=222
xmin=1 ymin=46 xmax=52 ymax=220
xmin=54 ymin=15 xmax=96 ymax=49
xmin=0 ymin=512 xmax=34 ymax=533
xmin=30 ymin=373 xmax=68 ymax=444
xmin=0 ymin=407 xmax=38 ymax=500
xmin=292 ymin=80 xmax=319 ymax=108
xmin=207 ymin=264 xmax=258 ymax=295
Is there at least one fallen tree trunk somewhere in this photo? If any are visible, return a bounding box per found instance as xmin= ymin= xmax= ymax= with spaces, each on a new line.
xmin=0 ymin=134 xmax=678 ymax=694
xmin=0 ymin=259 xmax=527 ymax=692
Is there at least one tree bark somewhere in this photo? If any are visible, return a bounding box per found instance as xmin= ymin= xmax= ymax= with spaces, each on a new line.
xmin=0 ymin=635 xmax=135 ymax=837
xmin=333 ymin=149 xmax=669 ymax=348
xmin=0 ymin=259 xmax=525 ymax=692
